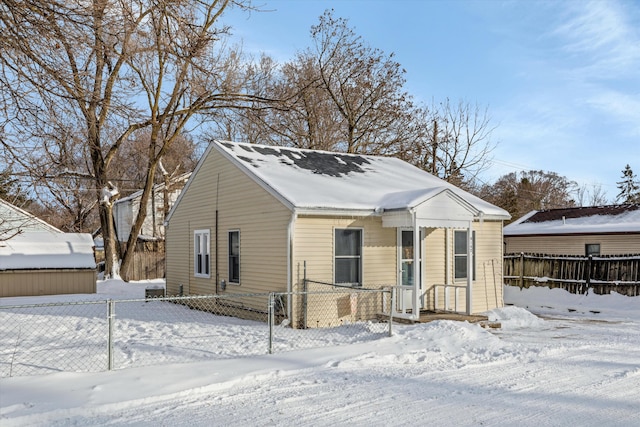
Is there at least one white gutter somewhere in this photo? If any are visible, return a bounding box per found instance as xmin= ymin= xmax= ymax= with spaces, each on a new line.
xmin=294 ymin=208 xmax=379 ymax=218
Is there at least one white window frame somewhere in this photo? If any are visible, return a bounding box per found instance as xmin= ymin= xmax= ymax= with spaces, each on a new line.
xmin=228 ymin=230 xmax=240 ymax=284
xmin=334 ymin=228 xmax=363 ymax=287
xmin=454 ymin=230 xmax=476 ymax=281
xmin=194 ymin=229 xmax=210 ymax=278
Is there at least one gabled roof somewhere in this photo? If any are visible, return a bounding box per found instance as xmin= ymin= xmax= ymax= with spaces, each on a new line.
xmin=169 ymin=140 xmax=509 ymax=220
xmin=0 ymin=198 xmax=61 ymax=236
xmin=504 ymin=204 xmax=640 ymax=236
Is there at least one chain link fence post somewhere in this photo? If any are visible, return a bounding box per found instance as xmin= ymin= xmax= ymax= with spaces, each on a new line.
xmin=107 ymin=299 xmax=115 ymax=370
xmin=389 ymin=287 xmax=395 ymax=337
xmin=268 ymin=293 xmax=274 ymax=354
xmin=303 ymin=261 xmax=308 ymax=329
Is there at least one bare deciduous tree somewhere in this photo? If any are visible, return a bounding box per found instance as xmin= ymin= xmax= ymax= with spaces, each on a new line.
xmin=213 ymin=10 xmax=418 ymax=156
xmin=110 ymin=132 xmax=199 ymax=198
xmin=403 ymin=99 xmax=496 ymax=189
xmin=477 ymin=170 xmax=578 ymax=222
xmin=213 ymin=10 xmax=496 ymax=188
xmin=1 ymin=0 xmax=268 ymax=280
xmin=309 ymin=10 xmax=416 ymax=155
xmin=575 ymin=183 xmax=609 ymax=207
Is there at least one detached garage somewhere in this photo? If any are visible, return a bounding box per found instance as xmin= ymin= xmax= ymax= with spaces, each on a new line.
xmin=1 ymin=198 xmax=96 ymax=297
xmin=0 ymin=232 xmax=97 ymax=297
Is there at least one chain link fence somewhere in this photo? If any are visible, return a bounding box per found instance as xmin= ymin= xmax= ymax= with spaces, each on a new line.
xmin=0 ymin=289 xmax=392 ymax=378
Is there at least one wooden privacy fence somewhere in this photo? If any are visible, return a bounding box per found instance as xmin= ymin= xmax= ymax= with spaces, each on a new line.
xmin=504 ymin=253 xmax=640 ymax=296
xmin=126 ymin=250 xmax=165 ymax=281
xmin=120 ymin=240 xmax=165 ymax=281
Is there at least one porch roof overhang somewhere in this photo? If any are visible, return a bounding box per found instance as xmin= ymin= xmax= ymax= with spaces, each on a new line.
xmin=381 ymin=188 xmax=481 ymax=229
xmin=383 ymin=188 xmax=482 ymax=320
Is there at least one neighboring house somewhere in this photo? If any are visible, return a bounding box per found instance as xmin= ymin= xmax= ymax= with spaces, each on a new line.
xmin=0 ymin=198 xmax=96 ymax=297
xmin=114 ymin=172 xmax=191 ymax=242
xmin=0 ymin=198 xmax=60 ymax=234
xmin=504 ymin=204 xmax=640 ymax=256
xmin=165 ymin=141 xmax=511 ymax=324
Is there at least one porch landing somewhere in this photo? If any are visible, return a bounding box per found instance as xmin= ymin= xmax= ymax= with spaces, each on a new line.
xmin=380 ymin=311 xmax=501 ymax=328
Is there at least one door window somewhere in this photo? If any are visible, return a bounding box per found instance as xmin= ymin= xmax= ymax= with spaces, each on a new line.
xmin=401 ymin=230 xmax=414 ymax=287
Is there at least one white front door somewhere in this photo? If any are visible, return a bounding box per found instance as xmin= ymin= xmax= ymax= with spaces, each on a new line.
xmin=398 ymin=229 xmax=422 ymax=311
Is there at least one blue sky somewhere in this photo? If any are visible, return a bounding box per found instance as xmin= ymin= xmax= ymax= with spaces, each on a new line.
xmin=225 ymin=0 xmax=640 ymax=201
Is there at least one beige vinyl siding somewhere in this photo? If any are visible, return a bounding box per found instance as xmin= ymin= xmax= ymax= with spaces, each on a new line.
xmin=423 ymin=222 xmax=504 ymax=313
xmin=165 ymin=147 xmax=291 ymax=298
xmin=165 ymin=219 xmax=190 ymax=295
xmin=505 ymin=234 xmax=640 ymax=256
xmin=0 ymin=270 xmax=96 ymax=297
xmin=294 ymin=218 xmax=505 ymax=315
xmin=292 ymin=215 xmax=395 ymax=327
xmin=472 ymin=221 xmax=504 ymax=313
xmin=292 ymin=215 xmax=396 ymax=290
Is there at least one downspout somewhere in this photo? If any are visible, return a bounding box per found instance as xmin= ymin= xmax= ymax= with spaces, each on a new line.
xmin=215 ymin=209 xmax=219 ymax=294
xmin=188 ymin=220 xmax=191 ymax=294
xmin=466 ymin=220 xmax=473 ymax=315
xmin=287 ymin=210 xmax=297 ymax=321
xmin=215 ymin=173 xmax=220 ymax=294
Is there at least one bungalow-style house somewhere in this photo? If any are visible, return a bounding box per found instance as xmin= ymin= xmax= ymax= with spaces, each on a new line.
xmin=0 ymin=198 xmax=96 ymax=297
xmin=504 ymin=204 xmax=640 ymax=256
xmin=114 ymin=172 xmax=191 ymax=242
xmin=165 ymin=141 xmax=511 ymax=324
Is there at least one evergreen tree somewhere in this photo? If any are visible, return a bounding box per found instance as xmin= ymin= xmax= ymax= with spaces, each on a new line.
xmin=616 ymin=164 xmax=640 ymax=204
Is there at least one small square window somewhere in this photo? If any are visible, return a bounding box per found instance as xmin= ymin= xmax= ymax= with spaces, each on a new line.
xmin=585 ymin=244 xmax=600 ymax=256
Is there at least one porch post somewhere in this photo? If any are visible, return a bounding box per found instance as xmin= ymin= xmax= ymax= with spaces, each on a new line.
xmin=466 ymin=221 xmax=473 ymax=315
xmin=412 ymin=213 xmax=420 ymax=320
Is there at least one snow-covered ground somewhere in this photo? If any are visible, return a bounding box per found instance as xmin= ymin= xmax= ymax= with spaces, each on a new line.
xmin=1 ymin=280 xmax=639 ymax=426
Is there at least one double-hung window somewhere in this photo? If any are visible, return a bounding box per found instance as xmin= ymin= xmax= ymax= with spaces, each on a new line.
xmin=334 ymin=229 xmax=362 ymax=286
xmin=194 ymin=229 xmax=210 ymax=278
xmin=228 ymin=230 xmax=240 ymax=284
xmin=454 ymin=230 xmax=476 ymax=280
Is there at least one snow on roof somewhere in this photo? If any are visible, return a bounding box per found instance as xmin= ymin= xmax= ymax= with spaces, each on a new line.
xmin=212 ymin=141 xmax=509 ymax=218
xmin=0 ymin=232 xmax=96 ymax=270
xmin=504 ymin=204 xmax=640 ymax=236
xmin=0 ymin=198 xmax=61 ymax=236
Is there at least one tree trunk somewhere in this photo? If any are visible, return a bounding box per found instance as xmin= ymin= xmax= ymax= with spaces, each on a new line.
xmin=119 ymin=131 xmax=160 ymax=281
xmin=99 ymin=200 xmax=120 ymax=279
